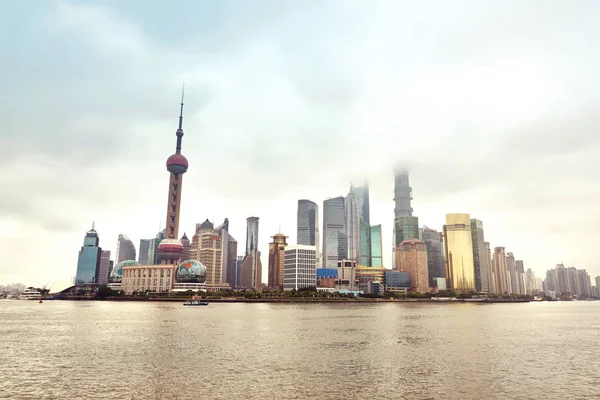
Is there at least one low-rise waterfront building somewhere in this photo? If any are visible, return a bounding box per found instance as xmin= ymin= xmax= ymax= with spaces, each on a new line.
xmin=283 ymin=245 xmax=317 ymax=290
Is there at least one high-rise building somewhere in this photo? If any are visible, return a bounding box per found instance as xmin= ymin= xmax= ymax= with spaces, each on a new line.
xmin=138 ymin=239 xmax=151 ymax=265
xmin=216 ymin=218 xmax=236 ymax=288
xmin=515 ymin=260 xmax=525 ymax=295
xmin=506 ymin=253 xmax=517 ymax=294
xmin=576 ymin=269 xmax=591 ymax=298
xmin=422 ymin=226 xmax=445 ymax=288
xmin=555 ymin=263 xmax=569 ymax=294
xmin=239 ymin=217 xmax=262 ymax=290
xmin=525 ymin=268 xmax=537 ymax=295
xmin=485 ymin=242 xmax=495 ymax=293
xmin=323 ymin=197 xmax=347 ymax=268
xmin=442 ymin=214 xmax=475 ymax=291
xmin=396 ymin=239 xmax=429 ymax=292
xmin=370 ymin=225 xmax=383 ymax=267
xmin=596 ymin=276 xmax=600 ymax=294
xmin=245 ymin=217 xmax=259 ymax=255
xmin=116 ymin=234 xmax=136 ymax=264
xmin=345 ymin=190 xmax=361 ymax=264
xmin=359 ymin=219 xmax=371 ymax=266
xmin=283 ymin=245 xmax=317 ymax=290
xmin=98 ymin=250 xmax=111 ymax=285
xmin=493 ymin=247 xmax=508 ymax=294
xmin=268 ymin=233 xmax=288 ymax=290
xmin=393 ymin=169 xmax=414 ymax=262
xmin=198 ymin=230 xmax=222 ymax=285
xmin=394 ymin=216 xmax=420 ymax=247
xmin=297 ymin=200 xmax=320 ymax=266
xmin=470 ymin=219 xmax=490 ymax=293
xmin=350 ymin=182 xmax=370 ymax=224
xmin=180 ymin=233 xmax=191 ymax=261
xmin=566 ymin=267 xmax=579 ymax=296
xmin=148 ymin=229 xmax=165 ymax=265
xmin=75 ymin=223 xmax=102 ymax=284
xmin=545 ymin=268 xmax=559 ymax=293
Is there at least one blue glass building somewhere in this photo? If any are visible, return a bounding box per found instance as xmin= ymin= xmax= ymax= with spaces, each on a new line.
xmin=75 ymin=225 xmax=102 ymax=284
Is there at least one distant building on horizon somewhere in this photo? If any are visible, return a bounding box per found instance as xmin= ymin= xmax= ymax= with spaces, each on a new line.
xmin=323 ymin=197 xmax=347 ymax=268
xmin=216 ymin=219 xmax=238 ymax=289
xmin=396 ymin=239 xmax=429 ymax=292
xmin=493 ymin=247 xmax=508 ymax=294
xmin=180 ymin=233 xmax=191 ymax=262
xmin=75 ymin=224 xmax=102 ymax=285
xmin=393 ymin=169 xmax=414 ymax=264
xmin=350 ymin=182 xmax=370 ymax=224
xmin=351 ymin=183 xmax=371 ymax=266
xmin=422 ymin=227 xmax=445 ymax=288
xmin=283 ymin=245 xmax=317 ymax=290
xmin=443 ymin=214 xmax=475 ymax=291
xmin=268 ymin=233 xmax=288 ymax=290
xmin=190 ymin=219 xmax=222 ymax=285
xmin=115 ymin=234 xmax=136 ymax=264
xmin=297 ymin=200 xmax=320 ymax=266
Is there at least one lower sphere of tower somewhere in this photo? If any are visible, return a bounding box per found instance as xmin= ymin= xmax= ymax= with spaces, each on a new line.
xmin=166 ymin=154 xmax=188 ymax=175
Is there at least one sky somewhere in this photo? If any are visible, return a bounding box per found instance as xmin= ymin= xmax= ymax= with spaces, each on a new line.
xmin=1 ymin=0 xmax=599 ymax=289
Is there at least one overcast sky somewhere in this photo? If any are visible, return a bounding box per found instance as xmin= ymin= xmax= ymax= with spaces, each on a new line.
xmin=1 ymin=0 xmax=599 ymax=289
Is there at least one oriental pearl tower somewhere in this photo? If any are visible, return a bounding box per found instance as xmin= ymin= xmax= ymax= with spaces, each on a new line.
xmin=157 ymin=88 xmax=189 ymax=265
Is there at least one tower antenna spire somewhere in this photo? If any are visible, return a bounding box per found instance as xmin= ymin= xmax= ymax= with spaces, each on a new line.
xmin=179 ymin=83 xmax=185 ymax=130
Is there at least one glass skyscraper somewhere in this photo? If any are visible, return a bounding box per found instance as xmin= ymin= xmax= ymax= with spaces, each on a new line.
xmin=359 ymin=219 xmax=371 ymax=266
xmin=138 ymin=239 xmax=151 ymax=265
xmin=116 ymin=234 xmax=136 ymax=264
xmin=350 ymin=183 xmax=370 ymax=224
xmin=370 ymin=224 xmax=382 ymax=267
xmin=297 ymin=200 xmax=320 ymax=265
xmin=75 ymin=225 xmax=102 ymax=284
xmin=323 ymin=197 xmax=347 ymax=268
xmin=345 ymin=191 xmax=360 ymax=263
xmin=422 ymin=226 xmax=445 ymax=288
xmin=245 ymin=216 xmax=259 ymax=255
xmin=443 ymin=214 xmax=476 ymax=291
xmin=470 ymin=219 xmax=490 ymax=293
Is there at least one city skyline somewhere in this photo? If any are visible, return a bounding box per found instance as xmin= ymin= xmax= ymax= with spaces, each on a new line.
xmin=2 ymin=1 xmax=600 ymax=287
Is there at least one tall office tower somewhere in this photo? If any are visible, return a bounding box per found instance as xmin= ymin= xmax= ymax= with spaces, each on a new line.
xmin=350 ymin=182 xmax=370 ymax=224
xmin=190 ymin=219 xmax=214 ymax=260
xmin=359 ymin=219 xmax=372 ymax=266
xmin=485 ymin=242 xmax=496 ymax=293
xmin=370 ymin=225 xmax=383 ymax=267
xmin=525 ymin=268 xmax=537 ymax=294
xmin=470 ymin=219 xmax=490 ymax=293
xmin=138 ymin=239 xmax=151 ymax=265
xmin=545 ymin=269 xmax=559 ymax=292
xmin=442 ymin=214 xmax=476 ymax=291
xmin=505 ymin=253 xmax=517 ymax=294
xmin=236 ymin=256 xmax=243 ymax=288
xmin=323 ymin=197 xmax=347 ymax=268
xmin=283 ymin=245 xmax=317 ymax=290
xmin=246 ymin=216 xmax=259 ymax=255
xmin=393 ymin=169 xmax=416 ymax=260
xmin=116 ymin=234 xmax=136 ymax=264
xmin=75 ymin=223 xmax=102 ymax=284
xmin=180 ymin=233 xmax=191 ymax=261
xmin=566 ymin=267 xmax=579 ymax=295
xmin=297 ymin=200 xmax=320 ymax=266
xmin=216 ymin=218 xmax=237 ymax=287
xmin=396 ymin=239 xmax=429 ymax=292
xmin=577 ymin=269 xmax=591 ymax=297
xmin=596 ymin=276 xmax=600 ymax=290
xmin=515 ymin=260 xmax=525 ymax=295
xmin=156 ymin=89 xmax=189 ymax=266
xmin=239 ymin=217 xmax=262 ymax=290
xmin=493 ymin=247 xmax=508 ymax=294
xmin=422 ymin=226 xmax=445 ymax=288
xmin=268 ymin=233 xmax=288 ymax=290
xmin=555 ymin=263 xmax=569 ymax=294
xmin=198 ymin=230 xmax=223 ymax=285
xmin=345 ymin=190 xmax=361 ymax=263
xmin=98 ymin=250 xmax=111 ymax=285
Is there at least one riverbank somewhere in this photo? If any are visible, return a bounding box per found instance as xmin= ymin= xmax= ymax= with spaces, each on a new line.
xmin=50 ymin=296 xmax=533 ymax=303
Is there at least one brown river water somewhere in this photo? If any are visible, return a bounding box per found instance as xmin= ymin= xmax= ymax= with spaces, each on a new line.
xmin=1 ymin=300 xmax=598 ymax=399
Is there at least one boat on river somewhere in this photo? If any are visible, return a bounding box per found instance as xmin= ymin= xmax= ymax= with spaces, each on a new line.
xmin=183 ymin=299 xmax=209 ymax=306
xmin=18 ymin=289 xmax=41 ymax=300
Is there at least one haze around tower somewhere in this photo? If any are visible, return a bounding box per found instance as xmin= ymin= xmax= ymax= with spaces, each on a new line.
xmin=1 ymin=0 xmax=599 ymax=286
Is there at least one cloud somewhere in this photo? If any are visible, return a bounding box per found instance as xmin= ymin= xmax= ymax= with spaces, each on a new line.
xmin=1 ymin=0 xmax=600 ymax=286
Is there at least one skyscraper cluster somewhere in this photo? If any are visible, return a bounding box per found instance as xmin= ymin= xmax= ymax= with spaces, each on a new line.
xmin=71 ymin=92 xmax=594 ymax=296
xmin=543 ymin=264 xmax=599 ymax=298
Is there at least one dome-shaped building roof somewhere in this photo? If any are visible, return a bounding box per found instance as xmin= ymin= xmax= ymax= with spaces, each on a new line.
xmin=176 ymin=259 xmax=207 ymax=283
xmin=110 ymin=260 xmax=140 ymax=282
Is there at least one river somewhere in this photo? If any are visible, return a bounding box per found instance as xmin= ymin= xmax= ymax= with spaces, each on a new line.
xmin=1 ymin=300 xmax=598 ymax=399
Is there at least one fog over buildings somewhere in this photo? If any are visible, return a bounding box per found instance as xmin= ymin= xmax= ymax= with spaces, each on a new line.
xmin=1 ymin=1 xmax=600 ymax=286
